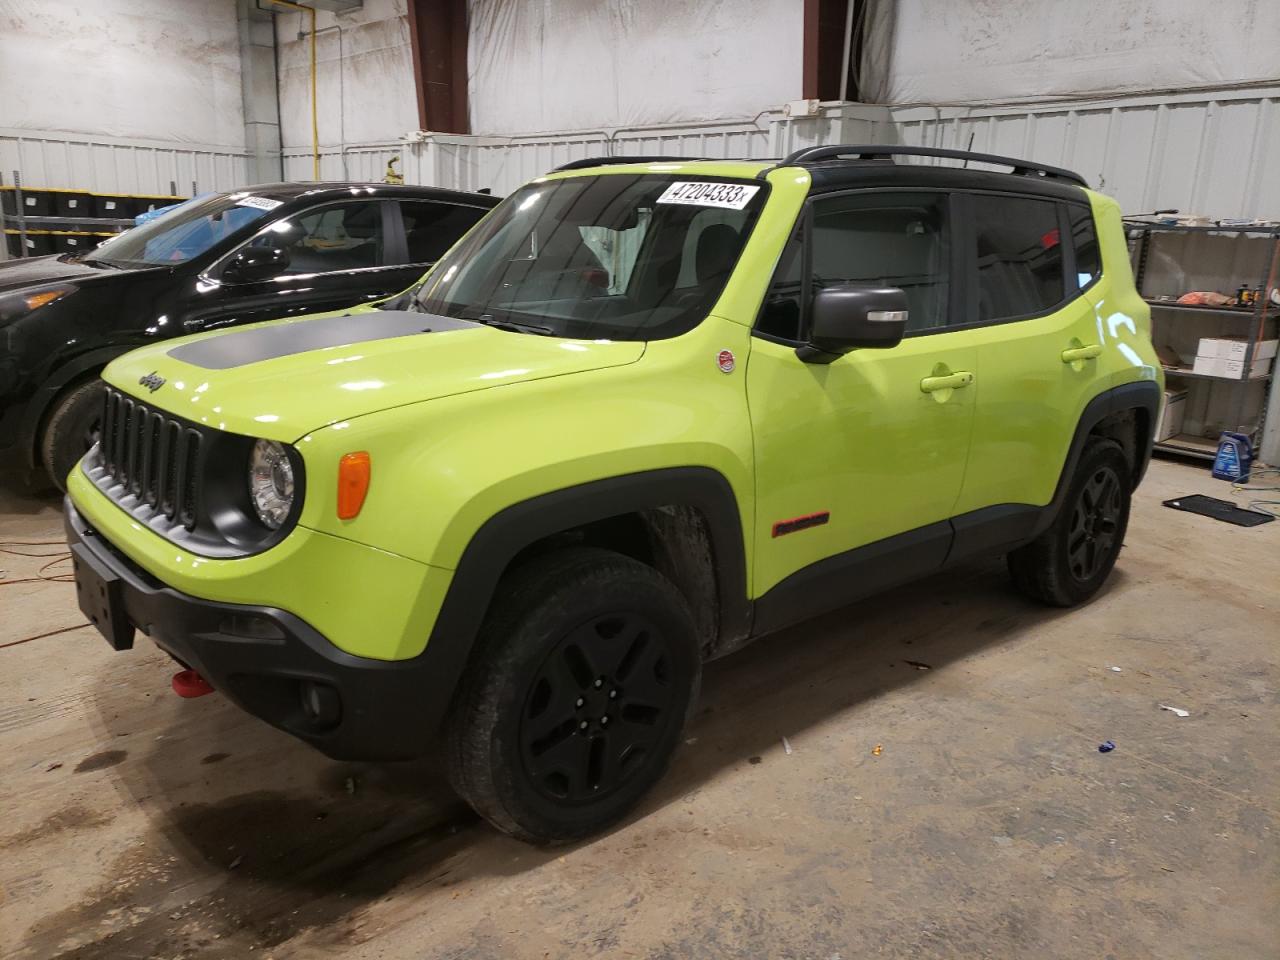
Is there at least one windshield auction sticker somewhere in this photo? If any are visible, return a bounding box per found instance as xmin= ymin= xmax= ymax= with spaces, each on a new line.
xmin=235 ymin=196 xmax=284 ymax=211
xmin=656 ymin=182 xmax=760 ymax=210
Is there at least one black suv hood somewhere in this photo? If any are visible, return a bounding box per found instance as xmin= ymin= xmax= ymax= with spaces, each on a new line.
xmin=0 ymin=255 xmax=128 ymax=294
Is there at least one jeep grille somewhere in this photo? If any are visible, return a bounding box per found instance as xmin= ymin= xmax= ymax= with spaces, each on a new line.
xmin=97 ymin=387 xmax=205 ymax=530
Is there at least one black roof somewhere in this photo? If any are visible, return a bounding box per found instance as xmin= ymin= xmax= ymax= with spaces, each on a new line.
xmin=232 ymin=181 xmax=499 ymax=206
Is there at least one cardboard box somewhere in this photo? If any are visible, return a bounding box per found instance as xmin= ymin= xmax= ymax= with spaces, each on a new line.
xmin=1222 ymin=356 xmax=1274 ymax=380
xmin=1196 ymin=336 xmax=1279 ymax=362
xmin=1192 ymin=354 xmax=1274 ymax=379
xmin=1155 ymin=389 xmax=1188 ymax=441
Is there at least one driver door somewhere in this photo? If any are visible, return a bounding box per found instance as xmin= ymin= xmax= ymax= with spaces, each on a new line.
xmin=182 ymin=199 xmax=404 ymax=332
xmin=746 ymin=190 xmax=977 ymax=620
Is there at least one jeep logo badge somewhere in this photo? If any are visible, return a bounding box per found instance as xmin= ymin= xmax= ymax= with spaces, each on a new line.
xmin=138 ymin=371 xmax=166 ymax=393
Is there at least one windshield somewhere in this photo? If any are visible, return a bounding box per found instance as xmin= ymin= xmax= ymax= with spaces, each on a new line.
xmin=91 ymin=193 xmax=275 ymax=267
xmin=414 ymin=174 xmax=765 ymax=340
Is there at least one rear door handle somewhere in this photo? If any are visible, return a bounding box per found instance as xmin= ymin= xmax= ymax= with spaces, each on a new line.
xmin=920 ymin=371 xmax=974 ymax=393
xmin=1062 ymin=344 xmax=1102 ymax=363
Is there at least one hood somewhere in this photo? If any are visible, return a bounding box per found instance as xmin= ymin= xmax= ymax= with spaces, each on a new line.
xmin=102 ymin=308 xmax=645 ymax=442
xmin=0 ymin=254 xmax=132 ymax=294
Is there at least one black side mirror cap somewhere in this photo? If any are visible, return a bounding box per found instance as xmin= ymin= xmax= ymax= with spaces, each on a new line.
xmin=223 ymin=246 xmax=290 ymax=284
xmin=796 ymin=285 xmax=909 ymax=363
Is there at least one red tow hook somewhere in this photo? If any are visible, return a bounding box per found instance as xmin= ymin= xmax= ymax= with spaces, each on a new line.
xmin=172 ymin=669 xmax=215 ymax=698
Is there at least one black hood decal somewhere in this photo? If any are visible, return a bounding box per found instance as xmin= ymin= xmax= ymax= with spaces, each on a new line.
xmin=167 ymin=310 xmax=478 ymax=370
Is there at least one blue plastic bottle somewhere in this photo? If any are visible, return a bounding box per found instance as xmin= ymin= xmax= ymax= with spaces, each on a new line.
xmin=1212 ymin=431 xmax=1252 ymax=483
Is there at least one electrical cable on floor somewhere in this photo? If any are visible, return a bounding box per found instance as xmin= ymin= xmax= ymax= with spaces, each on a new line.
xmin=1 ymin=540 xmax=79 ymax=649
xmin=0 ymin=623 xmax=88 ymax=650
xmin=0 ymin=540 xmax=74 ymax=585
xmin=1231 ymin=467 xmax=1280 ymax=518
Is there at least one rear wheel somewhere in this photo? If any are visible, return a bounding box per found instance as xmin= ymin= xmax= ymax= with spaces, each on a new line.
xmin=40 ymin=380 xmax=104 ymax=491
xmin=447 ymin=547 xmax=700 ymax=845
xmin=1007 ymin=439 xmax=1130 ymax=607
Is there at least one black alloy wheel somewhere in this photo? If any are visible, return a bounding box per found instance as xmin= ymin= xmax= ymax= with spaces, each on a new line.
xmin=447 ymin=547 xmax=700 ymax=845
xmin=1066 ymin=463 xmax=1123 ymax=582
xmin=520 ymin=612 xmax=678 ymax=803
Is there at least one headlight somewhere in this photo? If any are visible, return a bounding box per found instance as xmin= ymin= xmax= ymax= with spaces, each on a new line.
xmin=248 ymin=439 xmax=295 ymax=529
xmin=0 ymin=287 xmax=71 ymax=324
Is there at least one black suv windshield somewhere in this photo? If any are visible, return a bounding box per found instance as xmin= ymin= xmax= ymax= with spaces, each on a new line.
xmin=91 ymin=193 xmax=274 ymax=267
xmin=415 ymin=174 xmax=765 ymax=340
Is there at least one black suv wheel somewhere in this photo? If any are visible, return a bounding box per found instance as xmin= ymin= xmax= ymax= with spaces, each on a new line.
xmin=446 ymin=547 xmax=700 ymax=844
xmin=1007 ymin=438 xmax=1131 ymax=607
xmin=41 ymin=380 xmax=104 ymax=492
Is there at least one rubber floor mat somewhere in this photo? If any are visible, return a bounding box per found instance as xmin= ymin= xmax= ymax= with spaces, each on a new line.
xmin=1162 ymin=494 xmax=1275 ymax=527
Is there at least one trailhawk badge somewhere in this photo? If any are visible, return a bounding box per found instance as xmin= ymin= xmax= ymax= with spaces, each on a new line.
xmin=717 ymin=350 xmax=736 ymax=374
xmin=138 ymin=371 xmax=166 ymax=393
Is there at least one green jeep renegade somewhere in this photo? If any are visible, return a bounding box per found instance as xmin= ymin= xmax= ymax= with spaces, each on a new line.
xmin=66 ymin=145 xmax=1162 ymax=844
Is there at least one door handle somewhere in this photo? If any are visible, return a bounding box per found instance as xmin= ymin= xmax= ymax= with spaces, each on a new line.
xmin=920 ymin=371 xmax=974 ymax=393
xmin=1061 ymin=344 xmax=1102 ymax=363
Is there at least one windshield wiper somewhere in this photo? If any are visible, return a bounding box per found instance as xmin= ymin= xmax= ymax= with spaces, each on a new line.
xmin=78 ymin=257 xmax=125 ymax=270
xmin=474 ymin=314 xmax=556 ymax=336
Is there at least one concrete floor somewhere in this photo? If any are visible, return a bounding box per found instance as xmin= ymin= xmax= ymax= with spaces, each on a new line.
xmin=0 ymin=457 xmax=1276 ymax=959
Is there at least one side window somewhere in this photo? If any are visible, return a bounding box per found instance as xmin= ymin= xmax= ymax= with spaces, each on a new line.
xmin=971 ymin=195 xmax=1066 ymax=321
xmin=756 ymin=230 xmax=804 ymax=340
xmin=250 ymin=201 xmax=385 ymax=275
xmin=400 ymin=201 xmax=487 ymax=264
xmin=1067 ymin=203 xmax=1101 ymax=290
xmin=811 ymin=192 xmax=952 ymax=333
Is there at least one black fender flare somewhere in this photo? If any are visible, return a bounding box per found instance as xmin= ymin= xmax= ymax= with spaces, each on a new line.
xmin=1030 ymin=379 xmax=1161 ymax=539
xmin=416 ymin=467 xmax=751 ymax=729
xmin=18 ymin=347 xmax=124 ymax=469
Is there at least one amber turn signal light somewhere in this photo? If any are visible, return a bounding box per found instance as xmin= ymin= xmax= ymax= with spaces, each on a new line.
xmin=26 ymin=289 xmax=68 ymax=311
xmin=337 ymin=451 xmax=371 ymax=520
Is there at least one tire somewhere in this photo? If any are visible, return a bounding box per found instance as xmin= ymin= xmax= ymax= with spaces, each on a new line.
xmin=1007 ymin=438 xmax=1131 ymax=607
xmin=447 ymin=547 xmax=701 ymax=845
xmin=40 ymin=380 xmax=105 ymax=492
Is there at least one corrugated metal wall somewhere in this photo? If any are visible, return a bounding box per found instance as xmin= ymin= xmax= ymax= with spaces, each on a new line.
xmin=889 ymin=88 xmax=1280 ymax=219
xmin=0 ymin=128 xmax=251 ymax=196
xmin=17 ymin=88 xmax=1278 ymax=222
xmin=281 ymin=88 xmax=1280 ymax=221
xmin=280 ymin=106 xmax=897 ymax=196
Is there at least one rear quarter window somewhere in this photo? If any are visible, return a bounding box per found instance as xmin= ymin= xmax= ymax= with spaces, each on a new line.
xmin=1067 ymin=203 xmax=1101 ymax=290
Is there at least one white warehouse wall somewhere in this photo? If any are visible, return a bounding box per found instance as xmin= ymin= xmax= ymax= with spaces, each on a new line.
xmin=877 ymin=0 xmax=1280 ymax=105
xmin=467 ymin=0 xmax=805 ymax=136
xmin=274 ymin=0 xmax=418 ymax=151
xmin=0 ymin=0 xmax=245 ymax=148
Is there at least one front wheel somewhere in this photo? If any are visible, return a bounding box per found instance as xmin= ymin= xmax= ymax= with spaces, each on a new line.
xmin=446 ymin=547 xmax=700 ymax=845
xmin=1007 ymin=438 xmax=1131 ymax=607
xmin=40 ymin=380 xmax=104 ymax=491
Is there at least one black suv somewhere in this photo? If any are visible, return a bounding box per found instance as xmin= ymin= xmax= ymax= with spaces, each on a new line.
xmin=0 ymin=182 xmax=497 ymax=487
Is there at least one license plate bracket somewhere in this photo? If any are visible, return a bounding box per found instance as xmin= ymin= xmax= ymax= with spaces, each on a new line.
xmin=71 ymin=542 xmax=135 ymax=650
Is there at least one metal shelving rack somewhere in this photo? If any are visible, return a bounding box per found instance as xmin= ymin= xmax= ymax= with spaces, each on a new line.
xmin=1129 ymin=221 xmax=1280 ymax=460
xmin=2 ymin=170 xmax=187 ymax=260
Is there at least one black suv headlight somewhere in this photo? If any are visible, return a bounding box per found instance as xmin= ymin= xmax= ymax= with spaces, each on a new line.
xmin=0 ymin=287 xmax=71 ymax=325
xmin=248 ymin=439 xmax=296 ymax=529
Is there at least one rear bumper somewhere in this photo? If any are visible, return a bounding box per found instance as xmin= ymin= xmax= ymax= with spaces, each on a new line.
xmin=66 ymin=498 xmax=455 ymax=761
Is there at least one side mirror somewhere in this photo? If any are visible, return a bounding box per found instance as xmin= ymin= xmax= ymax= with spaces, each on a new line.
xmin=797 ymin=285 xmax=908 ymax=363
xmin=223 ymin=246 xmax=290 ymax=284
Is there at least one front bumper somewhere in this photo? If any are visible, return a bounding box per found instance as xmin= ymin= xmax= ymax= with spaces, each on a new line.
xmin=66 ymin=499 xmax=456 ymax=761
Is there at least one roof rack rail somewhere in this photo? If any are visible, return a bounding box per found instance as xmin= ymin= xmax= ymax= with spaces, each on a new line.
xmin=775 ymin=144 xmax=1088 ymax=187
xmin=552 ymin=155 xmax=704 ymax=172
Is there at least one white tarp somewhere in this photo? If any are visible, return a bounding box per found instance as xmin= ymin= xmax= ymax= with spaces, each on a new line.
xmin=0 ymin=0 xmax=245 ymax=147
xmin=274 ymin=0 xmax=418 ymax=149
xmin=873 ymin=0 xmax=1280 ymax=105
xmin=467 ymin=0 xmax=804 ymax=135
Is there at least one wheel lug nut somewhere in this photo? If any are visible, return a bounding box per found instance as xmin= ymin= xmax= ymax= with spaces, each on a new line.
xmin=579 ymin=720 xmax=588 ymax=730
xmin=575 ymin=697 xmax=584 ymax=708
xmin=609 ymin=690 xmax=617 ymax=699
xmin=601 ymin=716 xmax=609 ymax=726
xmin=594 ymin=679 xmax=603 ymax=689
